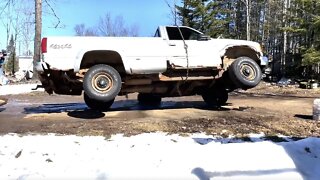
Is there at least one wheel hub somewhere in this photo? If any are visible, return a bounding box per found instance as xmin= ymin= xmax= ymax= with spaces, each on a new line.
xmin=240 ymin=64 xmax=256 ymax=80
xmin=97 ymin=77 xmax=109 ymax=88
xmin=92 ymin=73 xmax=113 ymax=93
xmin=243 ymin=67 xmax=252 ymax=76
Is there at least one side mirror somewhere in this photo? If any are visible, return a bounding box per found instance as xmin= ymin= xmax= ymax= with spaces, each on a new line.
xmin=197 ymin=34 xmax=211 ymax=41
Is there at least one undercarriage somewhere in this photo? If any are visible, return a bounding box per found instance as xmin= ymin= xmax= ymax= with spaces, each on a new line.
xmin=38 ymin=67 xmax=227 ymax=98
xmin=38 ymin=55 xmax=262 ymax=111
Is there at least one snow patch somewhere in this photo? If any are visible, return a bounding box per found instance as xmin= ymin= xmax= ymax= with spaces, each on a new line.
xmin=0 ymin=133 xmax=319 ymax=179
xmin=0 ymin=84 xmax=43 ymax=95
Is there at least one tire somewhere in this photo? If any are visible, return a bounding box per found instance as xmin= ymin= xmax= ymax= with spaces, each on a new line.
xmin=137 ymin=93 xmax=162 ymax=106
xmin=228 ymin=57 xmax=262 ymax=89
xmin=202 ymin=87 xmax=228 ymax=107
xmin=84 ymin=93 xmax=114 ymax=111
xmin=83 ymin=64 xmax=121 ymax=102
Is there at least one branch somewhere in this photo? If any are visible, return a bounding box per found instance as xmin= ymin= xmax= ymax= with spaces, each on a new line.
xmin=0 ymin=0 xmax=10 ymax=17
xmin=164 ymin=0 xmax=178 ymax=25
xmin=295 ymin=6 xmax=319 ymax=19
xmin=43 ymin=0 xmax=60 ymax=28
xmin=164 ymin=0 xmax=174 ymax=15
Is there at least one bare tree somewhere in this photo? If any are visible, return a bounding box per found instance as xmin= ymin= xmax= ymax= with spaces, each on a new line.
xmin=0 ymin=0 xmax=32 ymax=74
xmin=97 ymin=13 xmax=113 ymax=36
xmin=97 ymin=13 xmax=139 ymax=37
xmin=20 ymin=6 xmax=35 ymax=55
xmin=0 ymin=0 xmax=56 ymax=56
xmin=242 ymin=0 xmax=251 ymax=41
xmin=281 ymin=0 xmax=291 ymax=76
xmin=164 ymin=0 xmax=178 ymax=26
xmin=74 ymin=24 xmax=98 ymax=36
xmin=74 ymin=24 xmax=87 ymax=36
xmin=13 ymin=0 xmax=35 ymax=55
xmin=0 ymin=0 xmax=14 ymax=50
xmin=128 ymin=24 xmax=139 ymax=37
xmin=238 ymin=0 xmax=251 ymax=40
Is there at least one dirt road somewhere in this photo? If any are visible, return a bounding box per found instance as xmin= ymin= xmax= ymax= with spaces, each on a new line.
xmin=0 ymin=86 xmax=319 ymax=138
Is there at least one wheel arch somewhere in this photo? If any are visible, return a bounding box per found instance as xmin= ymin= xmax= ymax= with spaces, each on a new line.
xmin=75 ymin=50 xmax=127 ymax=74
xmin=222 ymin=45 xmax=262 ymax=70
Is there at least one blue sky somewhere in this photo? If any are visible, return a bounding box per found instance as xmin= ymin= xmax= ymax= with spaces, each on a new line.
xmin=43 ymin=0 xmax=174 ymax=37
xmin=0 ymin=0 xmax=177 ymax=51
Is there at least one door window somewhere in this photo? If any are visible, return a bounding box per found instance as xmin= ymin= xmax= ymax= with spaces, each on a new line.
xmin=166 ymin=27 xmax=200 ymax=40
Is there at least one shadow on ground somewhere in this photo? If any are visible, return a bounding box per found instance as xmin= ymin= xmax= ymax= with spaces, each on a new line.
xmin=67 ymin=110 xmax=105 ymax=119
xmin=192 ymin=167 xmax=297 ymax=180
xmin=23 ymin=100 xmax=235 ymax=119
xmin=294 ymin=114 xmax=313 ymax=120
xmin=191 ymin=136 xmax=320 ymax=180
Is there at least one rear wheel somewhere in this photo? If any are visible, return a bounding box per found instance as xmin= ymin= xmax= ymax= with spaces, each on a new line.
xmin=202 ymin=87 xmax=228 ymax=107
xmin=84 ymin=93 xmax=114 ymax=111
xmin=83 ymin=64 xmax=121 ymax=102
xmin=137 ymin=93 xmax=162 ymax=106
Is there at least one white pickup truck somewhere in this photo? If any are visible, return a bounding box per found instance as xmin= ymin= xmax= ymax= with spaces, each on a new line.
xmin=36 ymin=26 xmax=263 ymax=110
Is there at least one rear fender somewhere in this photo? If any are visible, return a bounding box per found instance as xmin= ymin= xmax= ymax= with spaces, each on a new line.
xmin=74 ymin=49 xmax=130 ymax=73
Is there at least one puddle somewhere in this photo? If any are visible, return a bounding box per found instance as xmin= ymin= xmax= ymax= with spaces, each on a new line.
xmin=22 ymin=99 xmax=231 ymax=117
xmin=24 ymin=103 xmax=88 ymax=114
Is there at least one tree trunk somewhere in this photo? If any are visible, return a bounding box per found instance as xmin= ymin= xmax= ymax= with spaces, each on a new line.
xmin=282 ymin=0 xmax=289 ymax=76
xmin=33 ymin=0 xmax=42 ymax=80
xmin=246 ymin=0 xmax=251 ymax=41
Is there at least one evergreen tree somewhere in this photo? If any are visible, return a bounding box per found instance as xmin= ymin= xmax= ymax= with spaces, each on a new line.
xmin=286 ymin=0 xmax=320 ymax=75
xmin=176 ymin=0 xmax=233 ymax=38
xmin=176 ymin=0 xmax=197 ymax=28
xmin=205 ymin=0 xmax=233 ymax=38
xmin=5 ymin=35 xmax=18 ymax=75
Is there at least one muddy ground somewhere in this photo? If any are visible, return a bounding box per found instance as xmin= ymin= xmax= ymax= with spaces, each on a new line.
xmin=0 ymin=82 xmax=319 ymax=138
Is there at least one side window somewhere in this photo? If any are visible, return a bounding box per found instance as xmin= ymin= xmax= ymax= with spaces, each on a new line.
xmin=166 ymin=27 xmax=200 ymax=40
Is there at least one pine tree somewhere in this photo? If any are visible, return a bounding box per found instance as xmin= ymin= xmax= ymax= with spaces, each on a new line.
xmin=5 ymin=35 xmax=18 ymax=75
xmin=176 ymin=0 xmax=233 ymax=38
xmin=205 ymin=0 xmax=233 ymax=38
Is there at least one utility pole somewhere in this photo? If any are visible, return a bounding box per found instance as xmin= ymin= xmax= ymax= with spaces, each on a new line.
xmin=33 ymin=0 xmax=42 ymax=79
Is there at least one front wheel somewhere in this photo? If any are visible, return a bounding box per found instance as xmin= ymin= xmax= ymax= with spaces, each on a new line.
xmin=228 ymin=57 xmax=262 ymax=89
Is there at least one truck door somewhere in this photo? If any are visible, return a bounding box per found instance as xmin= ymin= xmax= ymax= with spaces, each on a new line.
xmin=165 ymin=26 xmax=219 ymax=68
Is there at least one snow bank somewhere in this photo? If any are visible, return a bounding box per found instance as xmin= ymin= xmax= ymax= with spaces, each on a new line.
xmin=0 ymin=84 xmax=43 ymax=95
xmin=0 ymin=133 xmax=319 ymax=179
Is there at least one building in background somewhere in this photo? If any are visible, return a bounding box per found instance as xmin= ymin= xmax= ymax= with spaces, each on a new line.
xmin=17 ymin=55 xmax=33 ymax=79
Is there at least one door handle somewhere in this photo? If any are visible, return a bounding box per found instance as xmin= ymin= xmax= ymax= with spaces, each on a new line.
xmin=169 ymin=43 xmax=176 ymax=46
